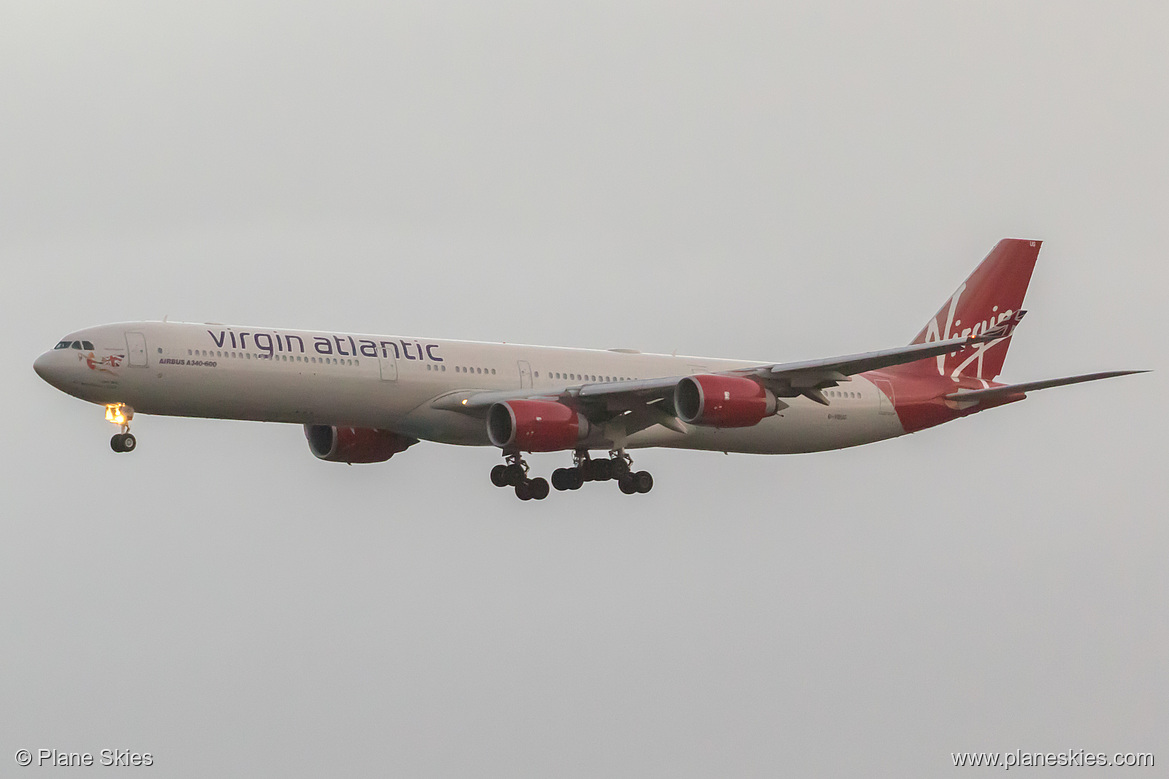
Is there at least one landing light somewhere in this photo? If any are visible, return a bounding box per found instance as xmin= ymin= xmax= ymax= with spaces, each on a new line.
xmin=105 ymin=403 xmax=132 ymax=426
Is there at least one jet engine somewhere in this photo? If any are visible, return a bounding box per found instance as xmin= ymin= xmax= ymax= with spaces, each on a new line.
xmin=304 ymin=425 xmax=418 ymax=463
xmin=674 ymin=375 xmax=778 ymax=428
xmin=487 ymin=400 xmax=590 ymax=452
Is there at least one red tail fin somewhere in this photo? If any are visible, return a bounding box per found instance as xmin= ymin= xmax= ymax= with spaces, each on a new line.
xmin=905 ymin=239 xmax=1040 ymax=382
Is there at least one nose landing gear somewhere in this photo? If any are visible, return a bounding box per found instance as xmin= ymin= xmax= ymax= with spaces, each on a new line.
xmin=106 ymin=403 xmax=136 ymax=453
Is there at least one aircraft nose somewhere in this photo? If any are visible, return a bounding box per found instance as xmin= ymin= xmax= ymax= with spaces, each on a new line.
xmin=33 ymin=351 xmax=65 ymax=387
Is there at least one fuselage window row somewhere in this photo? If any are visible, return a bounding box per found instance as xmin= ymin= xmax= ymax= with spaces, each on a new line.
xmin=181 ymin=348 xmax=359 ymax=367
xmin=548 ymin=372 xmax=628 ymax=382
xmin=169 ymin=350 xmax=643 ymax=383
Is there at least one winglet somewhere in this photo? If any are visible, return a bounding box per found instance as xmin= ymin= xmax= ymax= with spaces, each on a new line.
xmin=981 ymin=309 xmax=1027 ymax=340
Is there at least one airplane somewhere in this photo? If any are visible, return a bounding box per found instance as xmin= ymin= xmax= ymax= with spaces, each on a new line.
xmin=33 ymin=239 xmax=1145 ymax=500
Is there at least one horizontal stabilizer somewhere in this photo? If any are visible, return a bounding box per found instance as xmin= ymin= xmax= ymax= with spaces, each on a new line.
xmin=945 ymin=370 xmax=1148 ymax=403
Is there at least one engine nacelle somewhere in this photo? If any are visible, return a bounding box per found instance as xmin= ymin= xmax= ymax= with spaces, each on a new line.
xmin=674 ymin=374 xmax=777 ymax=428
xmin=304 ymin=425 xmax=417 ymax=463
xmin=487 ymin=400 xmax=590 ymax=452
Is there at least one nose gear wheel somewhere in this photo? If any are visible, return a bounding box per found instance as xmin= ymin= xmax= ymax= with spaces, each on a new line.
xmin=105 ymin=404 xmax=136 ymax=454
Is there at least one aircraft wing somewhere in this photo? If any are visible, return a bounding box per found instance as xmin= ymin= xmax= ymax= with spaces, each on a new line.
xmin=431 ymin=327 xmax=1019 ymax=420
xmin=722 ymin=324 xmax=1021 ymax=404
xmin=944 ymin=370 xmax=1148 ymax=403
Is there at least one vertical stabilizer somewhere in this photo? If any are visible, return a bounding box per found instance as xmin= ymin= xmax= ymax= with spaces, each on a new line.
xmin=907 ymin=239 xmax=1040 ymax=382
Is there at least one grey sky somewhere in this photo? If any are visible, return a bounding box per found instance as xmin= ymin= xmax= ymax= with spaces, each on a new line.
xmin=3 ymin=2 xmax=1166 ymax=776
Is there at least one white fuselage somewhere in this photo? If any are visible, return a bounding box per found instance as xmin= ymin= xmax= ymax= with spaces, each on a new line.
xmin=33 ymin=321 xmax=907 ymax=455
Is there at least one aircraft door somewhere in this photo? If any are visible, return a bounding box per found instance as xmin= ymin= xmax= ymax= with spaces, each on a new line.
xmin=378 ymin=345 xmax=398 ymax=381
xmin=873 ymin=378 xmax=896 ymax=415
xmin=126 ymin=332 xmax=148 ymax=367
xmin=517 ymin=360 xmax=532 ymax=389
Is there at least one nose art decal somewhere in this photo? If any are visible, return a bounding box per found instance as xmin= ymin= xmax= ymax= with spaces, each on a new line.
xmin=79 ymin=351 xmax=125 ymax=374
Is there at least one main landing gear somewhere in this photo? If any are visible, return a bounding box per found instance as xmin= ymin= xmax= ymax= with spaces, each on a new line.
xmin=491 ymin=450 xmax=653 ymax=500
xmin=562 ymin=450 xmax=653 ymax=496
xmin=490 ymin=453 xmax=550 ymax=501
xmin=106 ymin=403 xmax=137 ymax=453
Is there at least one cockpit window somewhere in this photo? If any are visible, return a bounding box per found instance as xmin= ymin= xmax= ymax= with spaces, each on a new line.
xmin=71 ymin=341 xmax=83 ymax=349
xmin=54 ymin=341 xmax=71 ymax=350
xmin=81 ymin=341 xmax=94 ymax=350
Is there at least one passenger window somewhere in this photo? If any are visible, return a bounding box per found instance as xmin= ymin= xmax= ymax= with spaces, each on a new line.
xmin=491 ymin=368 xmax=495 ymax=375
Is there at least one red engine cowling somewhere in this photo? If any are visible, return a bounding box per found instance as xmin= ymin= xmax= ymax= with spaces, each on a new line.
xmin=304 ymin=425 xmax=418 ymax=463
xmin=487 ymin=400 xmax=590 ymax=452
xmin=674 ymin=375 xmax=777 ymax=428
